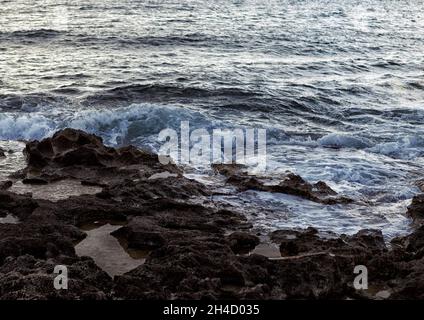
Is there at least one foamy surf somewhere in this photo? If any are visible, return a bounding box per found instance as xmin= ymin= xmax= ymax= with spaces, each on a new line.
xmin=0 ymin=101 xmax=422 ymax=239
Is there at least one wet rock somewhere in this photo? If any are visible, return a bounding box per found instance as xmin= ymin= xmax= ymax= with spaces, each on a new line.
xmin=112 ymin=199 xmax=243 ymax=251
xmin=80 ymin=180 xmax=108 ymax=187
xmin=0 ymin=180 xmax=12 ymax=190
xmin=391 ymin=225 xmax=424 ymax=255
xmin=228 ymin=232 xmax=260 ymax=254
xmin=0 ymin=128 xmax=423 ymax=300
xmin=0 ymin=191 xmax=39 ymax=220
xmin=407 ymin=193 xmax=424 ymax=224
xmin=212 ymin=164 xmax=352 ymax=204
xmin=212 ymin=163 xmax=248 ymax=177
xmin=0 ymin=148 xmax=5 ymax=157
xmin=23 ymin=128 xmax=181 ymax=182
xmin=0 ymin=255 xmax=111 ymax=300
xmin=0 ymin=213 xmax=84 ymax=263
xmin=271 ymin=227 xmax=386 ymax=257
xmin=389 ymin=258 xmax=424 ymax=300
xmin=416 ymin=179 xmax=424 ymax=192
xmin=113 ymin=237 xmax=244 ymax=299
xmin=103 ymin=176 xmax=208 ymax=202
xmin=22 ymin=177 xmax=49 ymax=185
xmin=267 ymin=227 xmax=424 ymax=300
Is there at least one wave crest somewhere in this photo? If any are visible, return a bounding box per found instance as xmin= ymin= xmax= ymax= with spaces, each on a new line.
xmin=0 ymin=104 xmax=215 ymax=148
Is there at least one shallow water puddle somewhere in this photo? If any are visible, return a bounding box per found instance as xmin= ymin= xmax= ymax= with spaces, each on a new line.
xmin=250 ymin=243 xmax=282 ymax=259
xmin=75 ymin=223 xmax=147 ymax=277
xmin=0 ymin=214 xmax=19 ymax=224
xmin=0 ymin=141 xmax=26 ymax=180
xmin=148 ymin=171 xmax=178 ymax=180
xmin=9 ymin=179 xmax=102 ymax=202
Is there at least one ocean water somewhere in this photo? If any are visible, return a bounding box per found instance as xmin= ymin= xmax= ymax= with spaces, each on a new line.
xmin=1 ymin=0 xmax=423 ymax=238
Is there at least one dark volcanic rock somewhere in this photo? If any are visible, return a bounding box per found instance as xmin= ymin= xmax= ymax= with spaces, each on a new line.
xmin=0 ymin=211 xmax=84 ymax=264
xmin=228 ymin=232 xmax=260 ymax=254
xmin=113 ymin=233 xmax=357 ymax=300
xmin=113 ymin=238 xmax=242 ymax=299
xmin=0 ymin=191 xmax=112 ymax=299
xmin=212 ymin=164 xmax=352 ymax=204
xmin=271 ymin=228 xmax=387 ymax=257
xmin=392 ymin=225 xmax=424 ymax=255
xmin=24 ymin=128 xmax=110 ymax=168
xmin=112 ymin=199 xmax=245 ymax=251
xmin=0 ymin=255 xmax=111 ymax=300
xmin=0 ymin=180 xmax=12 ymax=190
xmin=416 ymin=179 xmax=424 ymax=192
xmin=22 ymin=177 xmax=49 ymax=185
xmin=0 ymin=191 xmax=39 ymax=220
xmin=267 ymin=226 xmax=424 ymax=300
xmin=1 ymin=128 xmax=423 ymax=300
xmin=407 ymin=193 xmax=424 ymax=225
xmin=23 ymin=128 xmax=180 ymax=182
xmin=0 ymin=148 xmax=5 ymax=158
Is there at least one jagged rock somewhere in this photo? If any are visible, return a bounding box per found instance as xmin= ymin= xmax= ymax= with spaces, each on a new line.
xmin=0 ymin=255 xmax=111 ymax=299
xmin=113 ymin=237 xmax=241 ymax=299
xmin=271 ymin=227 xmax=387 ymax=257
xmin=212 ymin=163 xmax=248 ymax=177
xmin=391 ymin=225 xmax=424 ymax=255
xmin=0 ymin=148 xmax=5 ymax=158
xmin=389 ymin=258 xmax=424 ymax=299
xmin=0 ymin=212 xmax=84 ymax=264
xmin=407 ymin=194 xmax=424 ymax=224
xmin=22 ymin=178 xmax=48 ymax=185
xmin=416 ymin=179 xmax=424 ymax=192
xmin=0 ymin=191 xmax=39 ymax=220
xmin=0 ymin=129 xmax=423 ymax=300
xmin=0 ymin=180 xmax=12 ymax=190
xmin=112 ymin=199 xmax=245 ymax=251
xmin=23 ymin=128 xmax=180 ymax=182
xmin=227 ymin=232 xmax=260 ymax=254
xmin=213 ymin=164 xmax=352 ymax=205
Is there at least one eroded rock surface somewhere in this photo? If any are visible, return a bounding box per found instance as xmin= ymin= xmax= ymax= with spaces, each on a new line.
xmin=212 ymin=164 xmax=353 ymax=204
xmin=0 ymin=129 xmax=422 ymax=300
xmin=0 ymin=180 xmax=12 ymax=190
xmin=271 ymin=227 xmax=387 ymax=257
xmin=407 ymin=194 xmax=424 ymax=225
xmin=21 ymin=128 xmax=181 ymax=184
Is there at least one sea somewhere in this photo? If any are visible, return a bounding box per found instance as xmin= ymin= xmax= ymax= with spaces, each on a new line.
xmin=1 ymin=0 xmax=423 ymax=238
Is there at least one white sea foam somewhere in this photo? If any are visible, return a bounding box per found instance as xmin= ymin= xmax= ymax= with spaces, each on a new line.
xmin=0 ymin=104 xmax=215 ymax=146
xmin=0 ymin=104 xmax=422 ymax=238
xmin=370 ymin=135 xmax=424 ymax=160
xmin=216 ymin=190 xmax=412 ymax=239
xmin=318 ymin=133 xmax=373 ymax=149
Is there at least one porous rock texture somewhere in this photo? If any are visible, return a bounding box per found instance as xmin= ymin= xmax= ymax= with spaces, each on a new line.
xmin=0 ymin=129 xmax=423 ymax=300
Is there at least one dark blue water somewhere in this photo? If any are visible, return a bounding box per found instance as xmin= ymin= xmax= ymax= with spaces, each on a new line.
xmin=1 ymin=0 xmax=423 ymax=237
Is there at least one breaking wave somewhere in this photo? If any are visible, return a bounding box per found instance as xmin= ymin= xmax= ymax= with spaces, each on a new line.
xmin=0 ymin=103 xmax=218 ymax=147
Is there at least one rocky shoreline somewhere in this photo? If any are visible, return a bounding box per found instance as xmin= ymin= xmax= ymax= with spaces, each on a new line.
xmin=0 ymin=128 xmax=423 ymax=300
